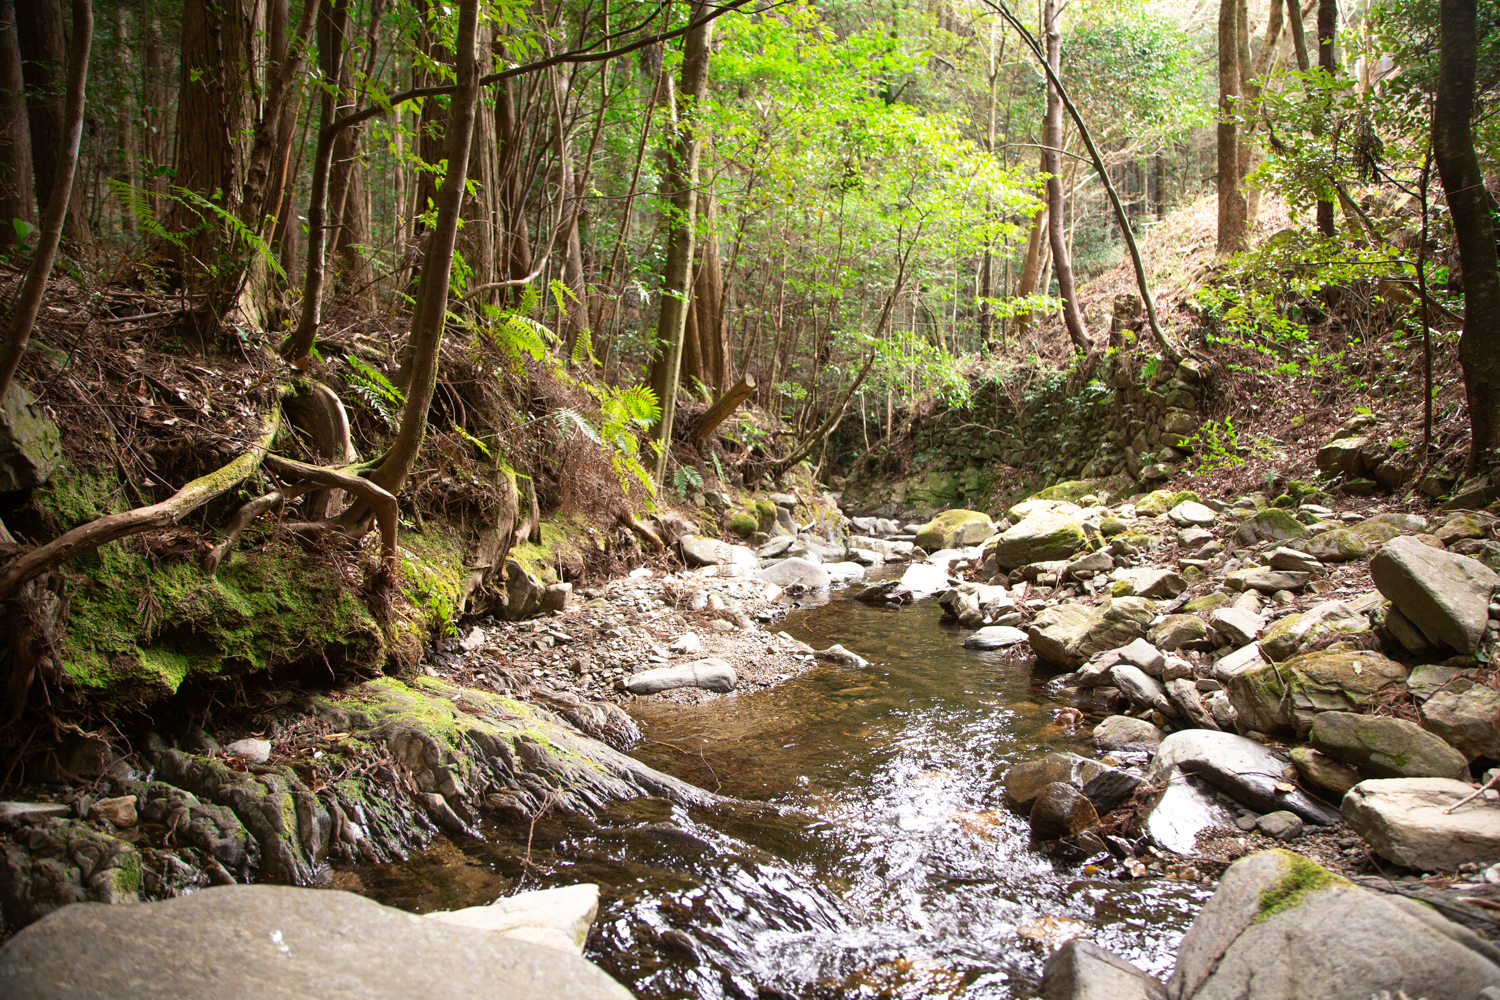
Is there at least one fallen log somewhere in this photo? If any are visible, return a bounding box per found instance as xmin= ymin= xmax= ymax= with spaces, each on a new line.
xmin=690 ymin=373 xmax=756 ymax=441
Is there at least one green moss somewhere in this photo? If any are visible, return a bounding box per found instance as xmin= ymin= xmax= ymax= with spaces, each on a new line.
xmin=31 ymin=461 xmax=124 ymax=532
xmin=1170 ymin=490 xmax=1201 ymax=507
xmin=755 ymin=499 xmax=778 ymax=531
xmin=399 ymin=523 xmax=470 ymax=629
xmin=1136 ymin=490 xmax=1177 ymax=516
xmin=1254 ymin=851 xmax=1347 ymax=922
xmin=114 ymin=848 xmax=142 ymax=895
xmin=507 ymin=515 xmax=598 ymax=585
xmin=1099 ymin=517 xmax=1127 ymax=537
xmin=725 ymin=509 xmax=759 ymax=537
xmin=1273 ymin=493 xmax=1296 ymax=508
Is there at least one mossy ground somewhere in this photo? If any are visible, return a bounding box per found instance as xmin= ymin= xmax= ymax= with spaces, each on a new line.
xmin=506 ymin=513 xmax=603 ymax=584
xmin=1254 ymin=850 xmax=1347 ymax=922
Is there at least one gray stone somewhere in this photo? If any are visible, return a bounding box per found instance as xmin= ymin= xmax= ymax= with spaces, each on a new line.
xmin=1081 ymin=767 xmax=1146 ymax=814
xmin=1113 ymin=568 xmax=1187 ymax=599
xmin=680 ymin=535 xmax=757 ymax=568
xmin=1290 ymin=746 xmax=1362 ymax=798
xmin=1028 ymin=597 xmax=1155 ymax=669
xmin=1168 ymin=849 xmax=1500 ymax=1000
xmin=1116 ymin=637 xmax=1166 ymax=676
xmin=1004 ymin=752 xmax=1105 ymax=809
xmin=1227 ymin=649 xmax=1409 ymax=737
xmin=1242 ymin=569 xmax=1310 ymax=594
xmin=624 ymin=658 xmax=736 ymax=694
xmin=1372 ymin=536 xmax=1500 ymax=654
xmin=756 ymin=536 xmax=795 ymax=558
xmin=0 ymin=802 xmax=72 ymax=826
xmin=1093 ymin=714 xmax=1164 ymax=752
xmin=1256 ymin=810 xmax=1304 ymax=840
xmin=1211 ymin=642 xmax=1267 ymax=683
xmin=1344 ymin=778 xmax=1500 ymax=872
xmin=1166 ymin=677 xmax=1221 ymax=731
xmin=1309 ymin=711 xmax=1468 ymax=780
xmin=989 ymin=505 xmax=1087 ymax=571
xmin=0 ymin=385 xmax=62 ymax=492
xmin=1147 ymin=730 xmax=1339 ymax=825
xmin=1150 ymin=614 xmax=1212 ymax=651
xmin=1209 ymin=607 xmax=1262 ymax=646
xmin=1304 ymin=528 xmax=1371 ymax=562
xmin=898 ymin=562 xmax=952 ymax=600
xmin=0 ymin=884 xmax=633 ymax=1000
xmin=812 ymin=644 xmax=869 ymax=669
xmin=1406 ymin=663 xmax=1464 ymax=701
xmin=667 ymin=632 xmax=702 ymax=654
xmin=963 ymin=625 xmax=1028 ymax=650
xmin=1421 ymin=678 xmax=1500 ymax=761
xmin=755 ymin=557 xmax=831 ymax=590
xmin=1234 ymin=509 xmax=1310 ymax=546
xmin=1168 ymin=501 xmax=1217 ymax=527
xmin=425 ymin=883 xmax=599 ymax=954
xmin=223 ymin=738 xmax=272 ymax=765
xmin=540 ymin=583 xmax=571 ymax=614
xmin=1111 ymin=663 xmax=1168 ymax=712
xmin=1040 ymin=939 xmax=1166 ymax=1000
xmin=1144 ymin=772 xmax=1238 ymax=854
xmin=1258 ymin=600 xmax=1370 ymax=661
xmin=1268 ymin=546 xmax=1322 ymax=574
xmin=1030 ymin=781 xmax=1100 ymax=840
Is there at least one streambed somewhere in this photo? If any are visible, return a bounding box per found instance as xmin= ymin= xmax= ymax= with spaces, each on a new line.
xmin=354 ymin=584 xmax=1211 ymax=998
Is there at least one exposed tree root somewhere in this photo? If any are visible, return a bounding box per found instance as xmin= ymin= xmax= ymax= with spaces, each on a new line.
xmin=283 ymin=382 xmax=358 ymax=519
xmin=203 ymin=487 xmax=311 ymax=575
xmin=690 ymin=373 xmax=756 ymax=442
xmin=261 ymin=454 xmax=399 ymax=583
xmin=619 ymin=510 xmax=664 ymax=552
xmin=0 ymin=410 xmax=281 ymax=601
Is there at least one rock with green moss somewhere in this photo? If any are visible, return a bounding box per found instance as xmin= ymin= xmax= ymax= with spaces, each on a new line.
xmin=1290 ymin=746 xmax=1362 ymax=797
xmin=1302 ymin=528 xmax=1370 ymax=562
xmin=0 ymin=383 xmax=62 ymax=491
xmin=1233 ymin=508 xmax=1310 ymax=546
xmin=1135 ymin=490 xmax=1177 ymax=516
xmin=914 ymin=509 xmax=994 ymax=552
xmin=725 ymin=509 xmax=759 ymax=537
xmin=1098 ymin=516 xmax=1127 ymax=537
xmin=1150 ymin=614 xmax=1212 ymax=651
xmin=1227 ymin=649 xmax=1409 ymax=736
xmin=1027 ymin=596 xmax=1154 ymax=669
xmin=989 ymin=506 xmax=1087 ymax=571
xmin=1310 ymin=711 xmax=1468 ymax=780
xmin=1167 ymin=848 xmax=1500 ymax=998
xmin=1029 ymin=475 xmax=1134 ymax=505
xmin=1183 ymin=592 xmax=1231 ymax=612
xmin=0 ymin=820 xmax=141 ymax=929
xmin=1258 ymin=600 xmax=1371 ymax=661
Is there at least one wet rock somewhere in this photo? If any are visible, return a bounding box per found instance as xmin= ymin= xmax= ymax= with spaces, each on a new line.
xmin=1234 ymin=509 xmax=1310 ymax=546
xmin=0 ymin=821 xmax=142 ymax=929
xmin=1111 ymin=664 xmax=1168 ymax=713
xmin=426 ymin=883 xmax=600 ymax=954
xmin=1256 ymin=810 xmax=1303 ymax=840
xmin=898 ymin=562 xmax=952 ymax=600
xmin=1258 ymin=600 xmax=1370 ymax=661
xmin=624 ymin=658 xmax=737 ymax=695
xmin=1167 ymin=849 xmax=1500 ymax=999
xmin=1209 ymin=607 xmax=1262 ymax=646
xmin=1371 ymin=535 xmax=1500 ymax=653
xmin=1344 ymin=778 xmax=1500 ymax=872
xmin=0 ymin=384 xmax=62 ymax=491
xmin=223 ymin=738 xmax=272 ymax=765
xmin=1166 ymin=678 xmax=1220 ymax=731
xmin=1290 ymin=746 xmax=1362 ymax=798
xmin=1227 ymin=649 xmax=1409 ymax=737
xmin=963 ymin=626 xmax=1028 ymax=650
xmin=1040 ymin=938 xmax=1167 ymax=1000
xmin=137 ymin=783 xmax=253 ymax=878
xmin=1421 ymin=678 xmax=1500 ymax=761
xmin=88 ymin=797 xmax=137 ymax=829
xmin=1144 ymin=773 xmax=1238 ymax=854
xmin=1147 ymin=730 xmax=1339 ymax=825
xmin=1093 ymin=715 xmax=1163 ymax=752
xmin=755 ymin=557 xmax=831 ymax=590
xmin=1028 ymin=597 xmax=1155 ymax=669
xmin=1081 ymin=767 xmax=1146 ymax=814
xmin=0 ymin=884 xmax=634 ymax=1000
xmin=1004 ymin=753 xmax=1105 ymax=809
xmin=822 ymin=561 xmax=866 ymax=583
xmin=813 ymin=644 xmax=869 ymax=668
xmin=1309 ymin=711 xmax=1468 ymax=780
xmin=1150 ymin=614 xmax=1212 ymax=651
xmin=1029 ymin=782 xmax=1100 ymax=840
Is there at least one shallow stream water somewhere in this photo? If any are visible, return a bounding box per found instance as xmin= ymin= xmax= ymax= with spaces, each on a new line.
xmin=354 ymin=584 xmax=1210 ymax=998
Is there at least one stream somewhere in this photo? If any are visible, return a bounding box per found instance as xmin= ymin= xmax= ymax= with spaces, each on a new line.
xmin=355 ymin=583 xmax=1211 ymax=998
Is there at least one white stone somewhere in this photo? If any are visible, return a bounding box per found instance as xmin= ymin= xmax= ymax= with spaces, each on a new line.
xmin=624 ymin=658 xmax=736 ymax=695
xmin=425 ymin=883 xmax=600 ymax=955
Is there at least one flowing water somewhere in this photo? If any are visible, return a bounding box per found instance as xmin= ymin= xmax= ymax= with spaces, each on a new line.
xmin=354 ymin=583 xmax=1211 ymax=998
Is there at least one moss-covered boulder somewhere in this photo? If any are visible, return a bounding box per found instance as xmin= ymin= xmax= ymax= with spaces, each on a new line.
xmin=914 ymin=509 xmax=994 ymax=551
xmin=989 ymin=505 xmax=1087 ymax=571
xmin=1302 ymin=528 xmax=1370 ymax=562
xmin=1309 ymin=712 xmax=1468 ymax=780
xmin=1027 ymin=596 xmax=1155 ymax=669
xmin=1150 ymin=613 xmax=1212 ymax=651
xmin=1029 ymin=475 xmax=1134 ymax=505
xmin=1233 ymin=508 xmax=1310 ymax=546
xmin=1258 ymin=600 xmax=1372 ymax=661
xmin=1227 ymin=649 xmax=1409 ymax=736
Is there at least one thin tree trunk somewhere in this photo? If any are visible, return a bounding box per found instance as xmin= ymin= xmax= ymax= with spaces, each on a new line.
xmin=1433 ymin=0 xmax=1500 ymax=476
xmin=549 ymin=66 xmax=587 ymax=357
xmin=649 ymin=0 xmax=713 ymax=484
xmin=0 ymin=0 xmax=90 ymax=403
xmin=1286 ymin=0 xmax=1311 ymax=70
xmin=1217 ymin=0 xmax=1247 ymax=252
xmin=142 ymin=1 xmax=168 ymax=213
xmin=1315 ymin=0 xmax=1338 ymax=235
xmin=113 ymin=5 xmax=136 ymax=235
xmin=1043 ymin=0 xmax=1090 ymax=353
xmin=1014 ymin=192 xmax=1047 ymax=330
xmin=0 ymin=0 xmax=33 ymax=251
xmin=15 ymin=0 xmax=88 ymax=244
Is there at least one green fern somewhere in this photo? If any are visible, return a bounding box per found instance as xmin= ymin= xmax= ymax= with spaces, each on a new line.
xmin=552 ymin=406 xmax=602 ymax=443
xmin=344 ymin=354 xmax=405 ymax=429
xmin=454 ymin=424 xmax=491 ymax=458
xmin=172 ymin=185 xmax=287 ymax=280
xmin=673 ymin=465 xmax=704 ymax=497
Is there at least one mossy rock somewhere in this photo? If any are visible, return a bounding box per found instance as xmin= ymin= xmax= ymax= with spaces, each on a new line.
xmin=1098 ymin=517 xmax=1128 ymax=537
xmin=1150 ymin=613 xmax=1211 ymax=650
xmin=915 ymin=509 xmax=994 ymax=551
xmin=1227 ymin=649 xmax=1408 ymax=736
xmin=1184 ymin=592 xmax=1231 ymax=612
xmin=1253 ymin=850 xmax=1348 ymax=924
xmin=1136 ymin=490 xmax=1178 ymax=516
xmin=1029 ymin=475 xmax=1134 ymax=505
xmin=506 ymin=514 xmax=599 ymax=585
xmin=725 ymin=510 xmax=759 ymax=537
xmin=1234 ymin=508 xmax=1310 ymax=545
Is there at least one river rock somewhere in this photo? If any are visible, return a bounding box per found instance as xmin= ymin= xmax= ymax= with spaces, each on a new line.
xmin=1343 ymin=778 xmax=1500 ymax=872
xmin=1371 ymin=535 xmax=1500 ymax=653
xmin=1256 ymin=810 xmax=1303 ymax=840
xmin=757 ymin=536 xmax=795 ymax=558
xmin=89 ymin=796 xmax=138 ymax=828
xmin=1144 ymin=773 xmax=1238 ymax=854
xmin=624 ymin=658 xmax=736 ymax=694
xmin=1040 ymin=939 xmax=1167 ymax=1000
xmin=1028 ymin=597 xmax=1155 ymax=669
xmin=1258 ymin=600 xmax=1370 ymax=661
xmin=1150 ymin=614 xmax=1211 ymax=651
xmin=1116 ymin=637 xmax=1166 ymax=676
xmin=0 ymin=884 xmax=633 ymax=1000
xmin=1093 ymin=714 xmax=1163 ymax=752
xmin=1030 ymin=782 xmax=1100 ymax=840
xmin=1227 ymin=649 xmax=1409 ymax=737
xmin=1168 ymin=501 xmax=1217 ymax=528
xmin=914 ymin=509 xmax=994 ymax=552
xmin=1234 ymin=508 xmax=1310 ymax=546
xmin=898 ymin=562 xmax=952 ymax=600
xmin=0 ymin=802 xmax=72 ymax=826
xmin=1268 ymin=546 xmax=1322 ymax=574
xmin=0 ymin=384 xmax=62 ymax=492
xmin=1421 ymin=678 xmax=1500 ymax=760
xmin=1167 ymin=849 xmax=1500 ymax=1000
xmin=1303 ymin=527 xmax=1370 ymax=562
xmin=1435 ymin=510 xmax=1498 ymax=545
xmin=426 ymin=883 xmax=599 ymax=954
xmin=755 ymin=557 xmax=831 ymax=590
xmin=1112 ymin=568 xmax=1186 ymax=599
xmin=223 ymin=738 xmax=272 ymax=764
xmin=990 ymin=506 xmax=1088 ymax=571
xmin=1111 ymin=664 xmax=1168 ymax=713
xmin=963 ymin=626 xmax=1028 ymax=650
xmin=1308 ymin=711 xmax=1468 ymax=780
xmin=680 ymin=536 xmax=757 ymax=569
xmin=1289 ymin=747 xmax=1362 ymax=798
xmin=1239 ymin=569 xmax=1310 ymax=594
xmin=1209 ymin=607 xmax=1262 ymax=646
xmin=1005 ymin=752 xmax=1105 ymax=809
xmin=1166 ymin=678 xmax=1220 ymax=731
xmin=1146 ymin=730 xmax=1339 ymax=825
xmin=822 ymin=561 xmax=866 ymax=582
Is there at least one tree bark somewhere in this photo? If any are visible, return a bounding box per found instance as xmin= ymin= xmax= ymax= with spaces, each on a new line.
xmin=1014 ymin=190 xmax=1047 ymax=330
xmin=1315 ymin=0 xmax=1338 ymax=235
xmin=0 ymin=0 xmax=33 ymax=250
xmin=1217 ymin=0 xmax=1247 ymax=252
xmin=1043 ymin=0 xmax=1090 ymax=353
xmin=1433 ymin=0 xmax=1500 ymax=476
xmin=1286 ymin=0 xmax=1311 ymax=71
xmin=15 ymin=0 xmax=87 ymax=244
xmin=648 ymin=0 xmax=714 ymax=484
xmin=0 ymin=0 xmax=89 ymax=404
xmin=691 ymin=373 xmax=755 ymax=441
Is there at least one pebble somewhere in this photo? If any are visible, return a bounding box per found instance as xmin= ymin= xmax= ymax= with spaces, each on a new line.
xmin=223 ymin=738 xmax=272 ymax=764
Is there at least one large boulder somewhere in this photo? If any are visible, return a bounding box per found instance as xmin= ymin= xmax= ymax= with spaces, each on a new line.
xmin=755 ymin=557 xmax=831 ymax=590
xmin=1040 ymin=939 xmax=1166 ymax=1000
xmin=1257 ymin=600 xmax=1370 ymax=661
xmin=1093 ymin=715 xmax=1164 ymax=752
xmin=1227 ymin=649 xmax=1408 ymax=737
xmin=1370 ymin=535 xmax=1500 ymax=654
xmin=914 ymin=509 xmax=994 ymax=552
xmin=1027 ymin=597 xmax=1155 ymax=669
xmin=678 ymin=536 xmax=757 ymax=569
xmin=1029 ymin=782 xmax=1101 ymax=839
xmin=0 ymin=884 xmax=634 ymax=1000
xmin=898 ymin=562 xmax=952 ymax=600
xmin=1146 ymin=730 xmax=1339 ymax=825
xmin=1143 ymin=773 xmax=1238 ymax=854
xmin=1343 ymin=777 xmax=1500 ymax=872
xmin=990 ymin=506 xmax=1088 ymax=572
xmin=1233 ymin=508 xmax=1310 ymax=546
xmin=1316 ymin=434 xmax=1376 ymax=477
xmin=623 ymin=658 xmax=737 ymax=694
xmin=1166 ymin=850 xmax=1500 ymax=1000
xmin=0 ymin=384 xmax=62 ymax=492
xmin=1302 ymin=528 xmax=1370 ymax=563
xmin=1421 ymin=678 xmax=1500 ymax=760
xmin=426 ymin=883 xmax=599 ymax=954
xmin=1308 ymin=711 xmax=1468 ymax=780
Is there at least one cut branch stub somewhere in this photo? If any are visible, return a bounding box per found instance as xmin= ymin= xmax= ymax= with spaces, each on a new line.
xmin=691 ymin=373 xmax=756 ymax=442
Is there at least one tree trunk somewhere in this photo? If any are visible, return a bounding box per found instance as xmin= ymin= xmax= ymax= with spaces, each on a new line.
xmin=1433 ymin=0 xmax=1500 ymax=476
xmin=1014 ymin=186 xmax=1047 ymax=331
xmin=1043 ymin=0 xmax=1090 ymax=353
xmin=496 ymin=80 xmax=533 ymax=303
xmin=364 ymin=0 xmax=480 ymax=497
xmin=112 ymin=5 xmax=136 ymax=235
xmin=1286 ymin=0 xmax=1311 ymax=71
xmin=648 ymin=0 xmax=714 ymax=483
xmin=15 ymin=0 xmax=87 ymax=244
xmin=549 ymin=66 xmax=588 ymax=358
xmin=1217 ymin=0 xmax=1247 ymax=253
xmin=142 ymin=1 xmax=168 ymax=213
xmin=0 ymin=0 xmax=89 ymax=405
xmin=0 ymin=0 xmax=33 ymax=251
xmin=1315 ymin=0 xmax=1337 ymax=236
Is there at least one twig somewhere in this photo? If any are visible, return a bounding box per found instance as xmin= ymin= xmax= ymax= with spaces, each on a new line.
xmin=1444 ymin=770 xmax=1500 ymax=814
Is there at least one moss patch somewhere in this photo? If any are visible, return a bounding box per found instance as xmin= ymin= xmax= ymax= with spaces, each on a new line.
xmin=507 ymin=514 xmax=600 ymax=586
xmin=725 ymin=509 xmax=759 ymax=537
xmin=1254 ymin=850 xmax=1347 ymax=922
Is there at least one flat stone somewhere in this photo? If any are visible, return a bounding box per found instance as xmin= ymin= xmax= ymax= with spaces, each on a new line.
xmin=1168 ymin=501 xmax=1217 ymax=527
xmin=756 ymin=536 xmax=795 ymax=558
xmin=1030 ymin=782 xmax=1101 ymax=840
xmin=1028 ymin=597 xmax=1155 ymax=669
xmin=1179 ymin=526 xmax=1214 ymax=548
xmin=0 ymin=884 xmax=632 ymax=1000
xmin=1242 ymin=569 xmax=1310 ymax=594
xmin=624 ymin=658 xmax=736 ymax=694
xmin=1093 ymin=714 xmax=1163 ymax=752
xmin=1113 ymin=568 xmax=1187 ymax=599
xmin=1210 ymin=607 xmax=1262 ymax=646
xmin=680 ymin=535 xmax=757 ymax=569
xmin=1372 ymin=536 xmax=1500 ymax=654
xmin=1040 ymin=939 xmax=1167 ymax=1000
xmin=1259 ymin=600 xmax=1370 ymax=661
xmin=1344 ymin=777 xmax=1500 ymax=872
xmin=1310 ymin=712 xmax=1468 ymax=780
xmin=1115 ymin=637 xmax=1166 ymax=676
xmin=898 ymin=562 xmax=952 ymax=600
xmin=426 ymin=883 xmax=599 ymax=954
xmin=1144 ymin=773 xmax=1237 ymax=854
xmin=1212 ymin=643 xmax=1267 ymax=683
xmin=0 ymin=802 xmax=72 ymax=826
xmin=1111 ymin=664 xmax=1168 ymax=712
xmin=1269 ymin=546 xmax=1323 ymax=573
xmin=1421 ymin=678 xmax=1500 ymax=760
xmin=1290 ymin=746 xmax=1363 ymax=798
xmin=223 ymin=738 xmax=272 ymax=765
xmin=1228 ymin=649 xmax=1409 ymax=737
xmin=1150 ymin=614 xmax=1212 ymax=651
xmin=1406 ymin=663 xmax=1464 ymax=701
xmin=1256 ymin=810 xmax=1304 ymax=840
xmin=755 ymin=557 xmax=831 ymax=590
xmin=1004 ymin=752 xmax=1105 ymax=809
xmin=963 ymin=625 xmax=1028 ymax=649
xmin=1147 ymin=730 xmax=1339 ymax=825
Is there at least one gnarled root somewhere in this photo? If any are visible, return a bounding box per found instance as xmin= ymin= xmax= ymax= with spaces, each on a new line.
xmin=618 ymin=510 xmax=664 ymax=552
xmin=202 ymin=484 xmax=315 ymax=575
xmin=262 ymin=455 xmax=399 ymax=585
xmin=283 ymin=382 xmax=358 ymax=519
